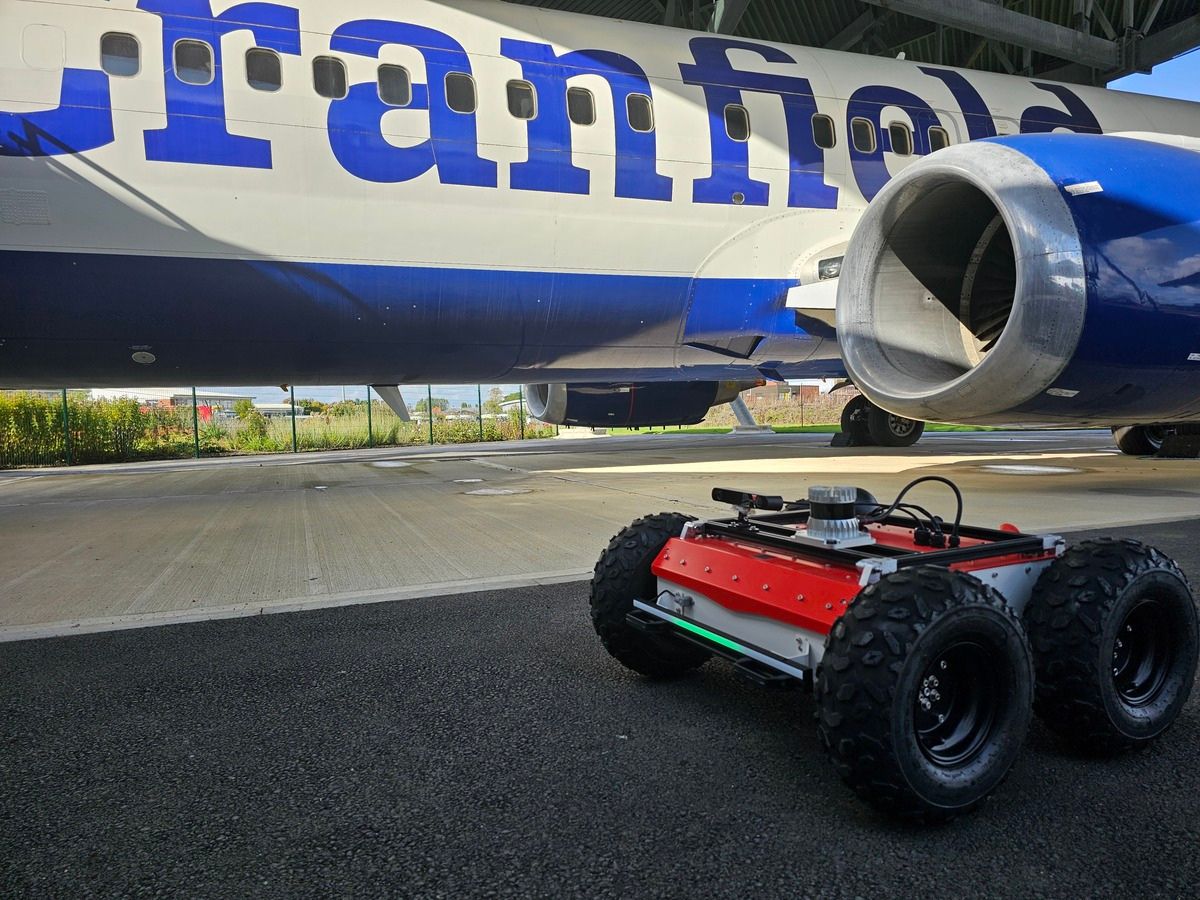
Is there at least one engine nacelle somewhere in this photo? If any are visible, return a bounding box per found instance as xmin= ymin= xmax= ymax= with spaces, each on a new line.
xmin=526 ymin=381 xmax=747 ymax=428
xmin=837 ymin=134 xmax=1200 ymax=426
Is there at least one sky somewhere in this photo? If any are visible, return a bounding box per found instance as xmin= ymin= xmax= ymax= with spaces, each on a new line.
xmin=208 ymin=48 xmax=1200 ymax=407
xmin=1111 ymin=47 xmax=1200 ymax=101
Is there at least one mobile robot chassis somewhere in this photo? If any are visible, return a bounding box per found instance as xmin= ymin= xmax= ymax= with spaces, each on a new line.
xmin=590 ymin=478 xmax=1199 ymax=822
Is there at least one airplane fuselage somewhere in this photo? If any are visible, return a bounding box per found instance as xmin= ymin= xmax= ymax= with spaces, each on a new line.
xmin=3 ymin=0 xmax=1200 ymax=387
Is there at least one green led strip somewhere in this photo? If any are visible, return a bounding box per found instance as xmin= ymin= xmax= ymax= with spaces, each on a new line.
xmin=668 ymin=615 xmax=746 ymax=654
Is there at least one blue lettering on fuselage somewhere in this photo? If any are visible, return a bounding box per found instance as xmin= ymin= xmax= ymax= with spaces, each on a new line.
xmin=846 ymin=85 xmax=945 ymax=201
xmin=0 ymin=69 xmax=113 ymax=157
xmin=917 ymin=68 xmax=998 ymax=140
xmin=501 ymin=40 xmax=672 ymax=201
xmin=1021 ymin=83 xmax=1103 ymax=134
xmin=680 ymin=38 xmax=838 ymax=209
xmin=327 ymin=19 xmax=496 ymax=187
xmin=0 ymin=1 xmax=1106 ymax=207
xmin=138 ymin=0 xmax=301 ymax=169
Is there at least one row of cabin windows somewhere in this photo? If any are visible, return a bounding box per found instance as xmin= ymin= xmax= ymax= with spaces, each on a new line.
xmin=97 ymin=31 xmax=652 ymax=129
xmin=705 ymin=107 xmax=953 ymax=154
xmin=99 ymin=32 xmax=952 ymax=152
xmin=848 ymin=116 xmax=951 ymax=155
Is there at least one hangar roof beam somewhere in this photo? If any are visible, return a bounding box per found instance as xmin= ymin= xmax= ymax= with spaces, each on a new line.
xmin=708 ymin=0 xmax=752 ymax=34
xmin=857 ymin=0 xmax=1120 ymax=69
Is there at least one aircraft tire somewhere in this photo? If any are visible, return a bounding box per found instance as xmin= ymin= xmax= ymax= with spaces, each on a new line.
xmin=866 ymin=404 xmax=926 ymax=447
xmin=817 ymin=566 xmax=1033 ymax=823
xmin=590 ymin=512 xmax=712 ymax=679
xmin=1024 ymin=539 xmax=1198 ymax=754
xmin=1111 ymin=424 xmax=1167 ymax=455
xmin=839 ymin=396 xmax=873 ymax=443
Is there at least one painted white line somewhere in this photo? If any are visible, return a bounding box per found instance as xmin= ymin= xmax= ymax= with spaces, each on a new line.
xmin=0 ymin=568 xmax=592 ymax=643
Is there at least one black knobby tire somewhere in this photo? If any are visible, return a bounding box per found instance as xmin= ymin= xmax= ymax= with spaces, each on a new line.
xmin=1111 ymin=425 xmax=1168 ymax=456
xmin=1024 ymin=538 xmax=1198 ymax=753
xmin=817 ymin=566 xmax=1034 ymax=823
xmin=590 ymin=513 xmax=712 ymax=679
xmin=840 ymin=395 xmax=872 ymax=442
xmin=866 ymin=404 xmax=926 ymax=448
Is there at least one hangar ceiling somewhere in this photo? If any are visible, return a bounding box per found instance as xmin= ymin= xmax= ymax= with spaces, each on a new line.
xmin=504 ymin=0 xmax=1200 ymax=85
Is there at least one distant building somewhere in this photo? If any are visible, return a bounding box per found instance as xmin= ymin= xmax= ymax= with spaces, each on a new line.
xmin=88 ymin=388 xmax=252 ymax=412
xmin=256 ymin=402 xmax=301 ymax=419
xmin=745 ymin=379 xmax=850 ymax=405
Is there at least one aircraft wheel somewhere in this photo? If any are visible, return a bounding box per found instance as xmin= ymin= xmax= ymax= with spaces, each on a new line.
xmin=839 ymin=395 xmax=873 ymax=443
xmin=590 ymin=513 xmax=712 ymax=679
xmin=866 ymin=405 xmax=926 ymax=447
xmin=1024 ymin=539 xmax=1198 ymax=753
xmin=1111 ymin=424 xmax=1168 ymax=455
xmin=817 ymin=566 xmax=1033 ymax=823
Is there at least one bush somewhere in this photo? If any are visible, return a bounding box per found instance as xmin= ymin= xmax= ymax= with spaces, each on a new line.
xmin=0 ymin=393 xmax=560 ymax=469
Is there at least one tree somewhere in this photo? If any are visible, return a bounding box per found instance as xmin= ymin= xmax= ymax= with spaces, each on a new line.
xmin=233 ymin=398 xmax=254 ymax=420
xmin=299 ymin=398 xmax=328 ymax=415
xmin=414 ymin=397 xmax=451 ymax=415
xmin=483 ymin=387 xmax=504 ymax=415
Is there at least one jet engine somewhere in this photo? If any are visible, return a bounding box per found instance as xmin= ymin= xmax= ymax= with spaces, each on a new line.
xmin=837 ymin=134 xmax=1200 ymax=426
xmin=526 ymin=381 xmax=748 ymax=428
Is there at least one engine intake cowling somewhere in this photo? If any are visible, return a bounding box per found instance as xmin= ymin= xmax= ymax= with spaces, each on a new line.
xmin=526 ymin=381 xmax=746 ymax=428
xmin=837 ymin=134 xmax=1200 ymax=426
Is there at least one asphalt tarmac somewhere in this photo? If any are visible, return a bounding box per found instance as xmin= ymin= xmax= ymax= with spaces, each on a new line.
xmin=7 ymin=429 xmax=1200 ymax=639
xmin=3 ymin=519 xmax=1198 ymax=899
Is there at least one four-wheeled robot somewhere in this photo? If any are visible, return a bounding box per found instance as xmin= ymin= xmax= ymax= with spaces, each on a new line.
xmin=590 ymin=479 xmax=1199 ymax=822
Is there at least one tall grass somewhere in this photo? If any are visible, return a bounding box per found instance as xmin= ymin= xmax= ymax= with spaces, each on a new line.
xmin=0 ymin=394 xmax=555 ymax=468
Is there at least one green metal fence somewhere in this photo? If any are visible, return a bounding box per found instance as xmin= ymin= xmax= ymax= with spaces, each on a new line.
xmin=0 ymin=385 xmax=555 ymax=470
xmin=0 ymin=383 xmax=856 ymax=470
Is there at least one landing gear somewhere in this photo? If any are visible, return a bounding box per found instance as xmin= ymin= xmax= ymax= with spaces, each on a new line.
xmin=1024 ymin=539 xmax=1199 ymax=753
xmin=1111 ymin=424 xmax=1169 ymax=455
xmin=867 ymin=404 xmax=926 ymax=447
xmin=839 ymin=395 xmax=925 ymax=447
xmin=839 ymin=395 xmax=871 ymax=442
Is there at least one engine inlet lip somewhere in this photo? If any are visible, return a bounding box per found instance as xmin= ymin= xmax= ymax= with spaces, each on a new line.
xmin=835 ymin=140 xmax=1089 ymax=424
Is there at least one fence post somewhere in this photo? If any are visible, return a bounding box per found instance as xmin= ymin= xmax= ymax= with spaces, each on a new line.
xmin=366 ymin=386 xmax=373 ymax=448
xmin=427 ymin=385 xmax=434 ymax=445
xmin=290 ymin=386 xmax=298 ymax=453
xmin=477 ymin=385 xmax=484 ymax=442
xmin=60 ymin=388 xmax=72 ymax=466
xmin=191 ymin=386 xmax=201 ymax=459
xmin=518 ymin=386 xmax=525 ymax=440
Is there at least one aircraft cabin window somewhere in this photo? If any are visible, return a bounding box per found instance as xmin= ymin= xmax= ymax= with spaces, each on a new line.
xmin=174 ymin=40 xmax=213 ymax=86
xmin=888 ymin=121 xmax=913 ymax=156
xmin=627 ymin=93 xmax=654 ymax=133
xmin=101 ymin=33 xmax=140 ymax=78
xmin=445 ymin=73 xmax=477 ymax=114
xmin=313 ymin=56 xmax=347 ymax=100
xmin=811 ymin=114 xmax=836 ymax=149
xmin=507 ymin=80 xmax=537 ymax=120
xmin=567 ymin=87 xmax=595 ymax=126
xmin=245 ymin=48 xmax=281 ymax=92
xmin=850 ymin=117 xmax=876 ymax=154
xmin=378 ymin=65 xmax=412 ymax=107
xmin=928 ymin=126 xmax=951 ymax=152
xmin=724 ymin=104 xmax=750 ymax=142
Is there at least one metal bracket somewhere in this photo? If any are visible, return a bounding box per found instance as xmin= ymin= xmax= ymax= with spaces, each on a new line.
xmin=856 ymin=557 xmax=899 ymax=587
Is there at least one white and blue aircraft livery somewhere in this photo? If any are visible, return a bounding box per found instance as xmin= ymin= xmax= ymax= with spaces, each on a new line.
xmin=3 ymin=0 xmax=1200 ymax=437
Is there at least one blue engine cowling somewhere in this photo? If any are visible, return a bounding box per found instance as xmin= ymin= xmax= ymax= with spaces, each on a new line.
xmin=525 ymin=381 xmax=747 ymax=428
xmin=837 ymin=133 xmax=1200 ymax=426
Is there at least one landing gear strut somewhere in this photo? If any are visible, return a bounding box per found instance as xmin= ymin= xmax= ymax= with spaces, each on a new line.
xmin=839 ymin=395 xmax=925 ymax=448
